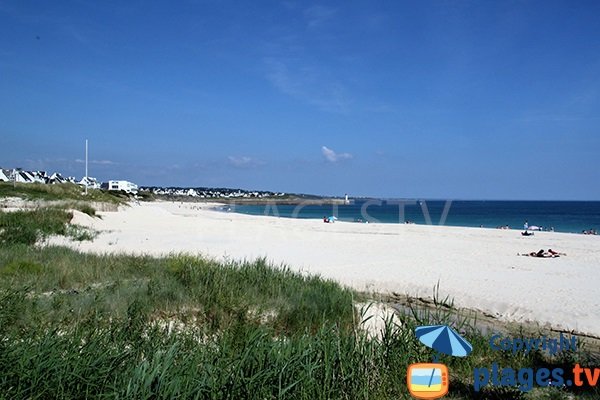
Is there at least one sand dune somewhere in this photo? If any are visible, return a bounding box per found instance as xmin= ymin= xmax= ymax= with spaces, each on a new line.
xmin=53 ymin=201 xmax=600 ymax=337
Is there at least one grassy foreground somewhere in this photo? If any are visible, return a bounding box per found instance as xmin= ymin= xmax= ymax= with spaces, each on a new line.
xmin=0 ymin=208 xmax=598 ymax=399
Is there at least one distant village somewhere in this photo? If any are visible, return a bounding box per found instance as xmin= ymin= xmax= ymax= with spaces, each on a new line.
xmin=0 ymin=167 xmax=286 ymax=199
xmin=142 ymin=186 xmax=286 ymax=199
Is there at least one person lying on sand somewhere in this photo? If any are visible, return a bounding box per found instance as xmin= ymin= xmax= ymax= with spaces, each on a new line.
xmin=518 ymin=249 xmax=566 ymax=258
xmin=547 ymin=249 xmax=566 ymax=256
xmin=520 ymin=250 xmax=553 ymax=258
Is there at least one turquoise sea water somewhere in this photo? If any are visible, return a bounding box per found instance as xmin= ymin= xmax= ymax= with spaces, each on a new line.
xmin=228 ymin=200 xmax=600 ymax=234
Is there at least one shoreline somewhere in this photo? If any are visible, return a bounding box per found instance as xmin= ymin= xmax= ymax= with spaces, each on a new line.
xmin=216 ymin=201 xmax=599 ymax=236
xmin=49 ymin=200 xmax=600 ymax=338
xmin=216 ymin=202 xmax=598 ymax=237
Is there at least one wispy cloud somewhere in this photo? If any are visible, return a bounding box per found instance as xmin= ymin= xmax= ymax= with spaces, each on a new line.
xmin=303 ymin=5 xmax=337 ymax=29
xmin=321 ymin=146 xmax=352 ymax=163
xmin=264 ymin=58 xmax=351 ymax=113
xmin=227 ymin=156 xmax=265 ymax=168
xmin=75 ymin=159 xmax=117 ymax=165
xmin=62 ymin=25 xmax=90 ymax=44
xmin=513 ymin=113 xmax=600 ymax=124
xmin=20 ymin=158 xmax=69 ymax=170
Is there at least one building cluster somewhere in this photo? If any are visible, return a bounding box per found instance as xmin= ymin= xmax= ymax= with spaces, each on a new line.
xmin=0 ymin=168 xmax=282 ymax=198
xmin=0 ymin=168 xmax=101 ymax=187
xmin=0 ymin=168 xmax=138 ymax=194
xmin=141 ymin=186 xmax=286 ymax=199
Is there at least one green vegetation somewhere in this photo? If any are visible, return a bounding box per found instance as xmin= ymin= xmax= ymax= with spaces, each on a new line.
xmin=0 ymin=204 xmax=598 ymax=399
xmin=0 ymin=182 xmax=127 ymax=203
xmin=73 ymin=203 xmax=97 ymax=217
xmin=0 ymin=208 xmax=96 ymax=245
xmin=135 ymin=189 xmax=156 ymax=201
xmin=0 ymin=208 xmax=73 ymax=245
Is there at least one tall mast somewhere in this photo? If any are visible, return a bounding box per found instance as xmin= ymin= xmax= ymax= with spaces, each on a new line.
xmin=85 ymin=139 xmax=88 ymax=195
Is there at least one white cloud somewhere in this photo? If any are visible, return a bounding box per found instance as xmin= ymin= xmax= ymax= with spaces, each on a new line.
xmin=321 ymin=146 xmax=352 ymax=163
xmin=227 ymin=156 xmax=265 ymax=168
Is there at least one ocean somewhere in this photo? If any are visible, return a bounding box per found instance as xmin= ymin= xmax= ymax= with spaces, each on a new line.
xmin=227 ymin=200 xmax=600 ymax=234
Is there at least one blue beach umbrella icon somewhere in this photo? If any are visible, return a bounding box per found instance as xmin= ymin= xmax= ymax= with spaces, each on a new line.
xmin=415 ymin=325 xmax=473 ymax=357
xmin=415 ymin=325 xmax=473 ymax=387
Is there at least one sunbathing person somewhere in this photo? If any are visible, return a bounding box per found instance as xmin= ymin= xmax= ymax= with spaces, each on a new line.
xmin=547 ymin=249 xmax=567 ymax=256
xmin=518 ymin=249 xmax=565 ymax=258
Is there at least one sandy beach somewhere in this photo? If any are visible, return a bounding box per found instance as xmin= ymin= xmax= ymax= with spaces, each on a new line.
xmin=51 ymin=201 xmax=600 ymax=337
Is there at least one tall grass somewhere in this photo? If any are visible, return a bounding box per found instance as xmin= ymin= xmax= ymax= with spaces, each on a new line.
xmin=0 ymin=208 xmax=73 ymax=245
xmin=0 ymin=245 xmax=598 ymax=399
xmin=0 ymin=207 xmax=97 ymax=245
xmin=56 ymin=202 xmax=97 ymax=217
xmin=0 ymin=248 xmax=355 ymax=335
xmin=0 ymin=315 xmax=412 ymax=399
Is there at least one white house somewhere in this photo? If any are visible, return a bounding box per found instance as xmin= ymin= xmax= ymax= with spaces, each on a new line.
xmin=78 ymin=176 xmax=101 ymax=189
xmin=0 ymin=169 xmax=10 ymax=182
xmin=47 ymin=172 xmax=67 ymax=184
xmin=102 ymin=180 xmax=138 ymax=194
xmin=15 ymin=170 xmax=35 ymax=183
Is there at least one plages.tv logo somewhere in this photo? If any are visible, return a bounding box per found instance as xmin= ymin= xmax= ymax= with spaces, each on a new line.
xmin=474 ymin=333 xmax=599 ymax=392
xmin=407 ymin=325 xmax=473 ymax=399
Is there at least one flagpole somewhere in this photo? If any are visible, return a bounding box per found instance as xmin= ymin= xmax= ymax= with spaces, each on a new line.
xmin=85 ymin=139 xmax=88 ymax=195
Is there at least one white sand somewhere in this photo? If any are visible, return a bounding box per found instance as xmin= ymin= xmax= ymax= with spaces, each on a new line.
xmin=52 ymin=201 xmax=600 ymax=337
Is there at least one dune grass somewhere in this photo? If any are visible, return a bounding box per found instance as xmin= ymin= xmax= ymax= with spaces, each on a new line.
xmin=0 ymin=248 xmax=372 ymax=399
xmin=0 ymin=208 xmax=73 ymax=245
xmin=0 ymin=208 xmax=96 ymax=245
xmin=0 ymin=245 xmax=598 ymax=399
xmin=0 ymin=182 xmax=127 ymax=203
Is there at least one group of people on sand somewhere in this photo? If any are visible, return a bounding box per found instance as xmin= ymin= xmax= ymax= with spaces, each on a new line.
xmin=519 ymin=249 xmax=566 ymax=258
xmin=495 ymin=220 xmax=558 ymax=233
xmin=582 ymin=229 xmax=597 ymax=235
xmin=523 ymin=220 xmax=554 ymax=233
xmin=519 ymin=220 xmax=555 ymax=236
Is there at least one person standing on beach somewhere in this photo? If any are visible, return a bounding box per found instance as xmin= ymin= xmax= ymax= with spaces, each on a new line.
xmin=524 ymin=220 xmax=529 ymax=230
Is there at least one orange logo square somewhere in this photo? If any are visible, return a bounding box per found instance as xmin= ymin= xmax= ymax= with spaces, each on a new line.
xmin=407 ymin=363 xmax=449 ymax=399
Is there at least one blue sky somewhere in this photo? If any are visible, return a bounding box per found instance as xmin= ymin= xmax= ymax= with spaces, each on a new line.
xmin=1 ymin=1 xmax=599 ymax=199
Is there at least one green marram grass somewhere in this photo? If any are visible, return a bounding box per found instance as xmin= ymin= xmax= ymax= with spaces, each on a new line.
xmin=0 ymin=181 xmax=127 ymax=203
xmin=0 ymin=208 xmax=96 ymax=245
xmin=0 ymin=208 xmax=73 ymax=245
xmin=0 ymin=204 xmax=598 ymax=399
xmin=0 ymin=247 xmax=597 ymax=399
